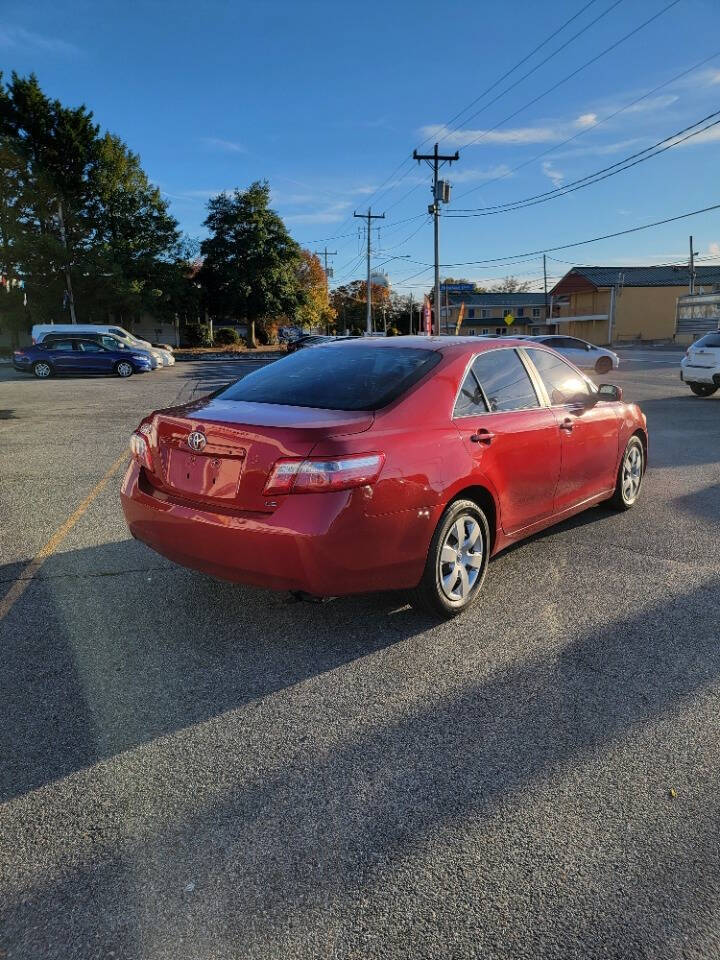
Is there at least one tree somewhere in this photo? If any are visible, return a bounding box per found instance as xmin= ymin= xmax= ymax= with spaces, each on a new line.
xmin=0 ymin=72 xmax=181 ymax=333
xmin=489 ymin=276 xmax=532 ymax=293
xmin=295 ymin=250 xmax=336 ymax=332
xmin=330 ymin=280 xmax=390 ymax=333
xmin=199 ymin=182 xmax=304 ymax=348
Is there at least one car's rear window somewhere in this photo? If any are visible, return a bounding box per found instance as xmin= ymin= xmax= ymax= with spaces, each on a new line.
xmin=694 ymin=333 xmax=720 ymax=348
xmin=218 ymin=346 xmax=441 ymax=410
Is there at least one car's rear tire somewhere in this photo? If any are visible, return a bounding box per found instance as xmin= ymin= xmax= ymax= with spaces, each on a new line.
xmin=32 ymin=361 xmax=52 ymax=379
xmin=609 ymin=436 xmax=644 ymax=511
xmin=595 ymin=356 xmax=613 ymax=374
xmin=689 ymin=382 xmax=718 ymax=397
xmin=408 ymin=499 xmax=490 ymax=619
xmin=115 ymin=360 xmax=134 ymax=378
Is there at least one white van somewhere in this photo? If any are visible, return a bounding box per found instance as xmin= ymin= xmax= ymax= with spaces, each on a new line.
xmin=31 ymin=324 xmax=173 ymax=366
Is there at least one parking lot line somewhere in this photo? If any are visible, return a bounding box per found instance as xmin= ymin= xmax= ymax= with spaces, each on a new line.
xmin=0 ymin=450 xmax=129 ymax=622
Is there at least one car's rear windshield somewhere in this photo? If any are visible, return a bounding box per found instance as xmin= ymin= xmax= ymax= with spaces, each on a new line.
xmin=693 ymin=333 xmax=720 ymax=348
xmin=218 ymin=345 xmax=442 ymax=411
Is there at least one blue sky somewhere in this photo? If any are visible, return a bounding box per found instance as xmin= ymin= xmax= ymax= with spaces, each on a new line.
xmin=3 ymin=0 xmax=720 ymax=292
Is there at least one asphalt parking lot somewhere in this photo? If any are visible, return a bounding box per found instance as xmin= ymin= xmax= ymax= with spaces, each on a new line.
xmin=1 ymin=348 xmax=720 ymax=960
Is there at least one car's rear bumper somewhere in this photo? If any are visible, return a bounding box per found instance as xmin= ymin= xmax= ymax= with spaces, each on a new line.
xmin=120 ymin=461 xmax=433 ymax=596
xmin=680 ymin=363 xmax=719 ymax=384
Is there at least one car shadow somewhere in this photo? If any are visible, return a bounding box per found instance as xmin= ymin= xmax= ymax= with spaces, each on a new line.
xmin=4 ymin=577 xmax=720 ymax=957
xmin=0 ymin=538 xmax=428 ymax=805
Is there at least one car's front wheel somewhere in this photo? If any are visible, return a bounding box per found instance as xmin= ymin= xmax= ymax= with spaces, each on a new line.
xmin=32 ymin=360 xmax=53 ymax=379
xmin=689 ymin=382 xmax=718 ymax=397
xmin=409 ymin=499 xmax=490 ymax=618
xmin=115 ymin=360 xmax=134 ymax=378
xmin=595 ymin=355 xmax=613 ymax=374
xmin=610 ymin=436 xmax=644 ymax=510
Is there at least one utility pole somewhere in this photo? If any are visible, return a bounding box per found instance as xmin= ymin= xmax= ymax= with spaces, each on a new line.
xmin=408 ymin=292 xmax=413 ymax=335
xmin=543 ymin=254 xmax=549 ymax=325
xmin=57 ymin=200 xmax=77 ymax=324
xmin=413 ymin=143 xmax=459 ymax=335
xmin=689 ymin=235 xmax=696 ymax=295
xmin=313 ymin=247 xmax=337 ymax=280
xmin=354 ymin=208 xmax=385 ymax=335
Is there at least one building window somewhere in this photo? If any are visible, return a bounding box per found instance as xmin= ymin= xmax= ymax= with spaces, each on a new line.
xmin=532 ymin=307 xmax=540 ymax=318
xmin=468 ymin=308 xmax=475 ymax=320
xmin=517 ymin=308 xmax=524 ymax=318
xmin=496 ymin=327 xmax=504 ymax=335
xmin=481 ymin=309 xmax=488 ymax=319
xmin=503 ymin=308 xmax=511 ymax=318
xmin=481 ymin=328 xmax=489 ymax=335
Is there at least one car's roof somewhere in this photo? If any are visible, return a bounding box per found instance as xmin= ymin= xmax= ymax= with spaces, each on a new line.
xmin=322 ymin=335 xmax=532 ymax=356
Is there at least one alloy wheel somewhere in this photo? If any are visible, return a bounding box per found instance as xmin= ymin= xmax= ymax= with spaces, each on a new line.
xmin=33 ymin=362 xmax=51 ymax=378
xmin=438 ymin=514 xmax=484 ymax=602
xmin=117 ymin=361 xmax=133 ymax=377
xmin=622 ymin=444 xmax=643 ymax=504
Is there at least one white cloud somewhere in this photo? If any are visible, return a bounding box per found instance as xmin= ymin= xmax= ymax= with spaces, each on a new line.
xmin=420 ymin=123 xmax=560 ymax=147
xmin=709 ymin=242 xmax=720 ymax=256
xmin=672 ymin=125 xmax=720 ymax=147
xmin=542 ymin=161 xmax=564 ymax=187
xmin=284 ymin=202 xmax=351 ymax=225
xmin=0 ymin=25 xmax=78 ymax=55
xmin=449 ymin=164 xmax=512 ymax=183
xmin=576 ymin=113 xmax=597 ymax=127
xmin=201 ymin=137 xmax=247 ymax=154
xmin=695 ymin=68 xmax=720 ymax=87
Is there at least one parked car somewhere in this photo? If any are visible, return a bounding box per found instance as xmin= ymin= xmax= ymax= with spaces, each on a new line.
xmin=39 ymin=331 xmax=158 ymax=370
xmin=31 ymin=323 xmax=173 ymax=367
xmin=680 ymin=331 xmax=720 ymax=396
xmin=121 ymin=337 xmax=647 ymax=618
xmin=14 ymin=338 xmax=153 ymax=378
xmin=514 ymin=335 xmax=618 ymax=374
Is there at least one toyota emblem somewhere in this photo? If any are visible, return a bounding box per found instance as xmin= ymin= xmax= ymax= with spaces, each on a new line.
xmin=187 ymin=430 xmax=207 ymax=452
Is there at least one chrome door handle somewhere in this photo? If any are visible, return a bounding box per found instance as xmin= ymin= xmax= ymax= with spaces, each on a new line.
xmin=470 ymin=429 xmax=495 ymax=444
xmin=560 ymin=418 xmax=574 ymax=432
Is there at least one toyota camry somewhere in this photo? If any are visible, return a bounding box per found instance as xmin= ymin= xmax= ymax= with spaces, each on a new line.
xmin=121 ymin=337 xmax=647 ymax=617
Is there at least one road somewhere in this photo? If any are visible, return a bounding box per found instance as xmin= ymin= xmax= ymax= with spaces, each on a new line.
xmin=1 ymin=348 xmax=720 ymax=960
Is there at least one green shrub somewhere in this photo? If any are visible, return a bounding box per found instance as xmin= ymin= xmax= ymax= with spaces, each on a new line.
xmin=183 ymin=322 xmax=213 ymax=347
xmin=215 ymin=326 xmax=240 ymax=345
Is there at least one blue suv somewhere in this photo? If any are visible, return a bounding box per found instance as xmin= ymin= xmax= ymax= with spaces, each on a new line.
xmin=13 ymin=337 xmax=153 ymax=378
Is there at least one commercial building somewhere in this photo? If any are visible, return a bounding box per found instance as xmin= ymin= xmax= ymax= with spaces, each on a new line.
xmin=443 ymin=292 xmax=551 ymax=336
xmin=548 ymin=265 xmax=720 ymax=345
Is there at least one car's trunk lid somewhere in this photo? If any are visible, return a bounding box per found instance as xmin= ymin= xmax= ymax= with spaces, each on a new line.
xmin=148 ymin=398 xmax=374 ymax=512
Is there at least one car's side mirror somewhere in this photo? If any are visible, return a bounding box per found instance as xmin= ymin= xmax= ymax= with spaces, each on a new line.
xmin=598 ymin=383 xmax=623 ymax=401
xmin=586 ymin=343 xmax=593 ymax=350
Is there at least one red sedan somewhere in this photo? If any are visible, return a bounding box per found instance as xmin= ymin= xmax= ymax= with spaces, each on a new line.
xmin=121 ymin=337 xmax=647 ymax=617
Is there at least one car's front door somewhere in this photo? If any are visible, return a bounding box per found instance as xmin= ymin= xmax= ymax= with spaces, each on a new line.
xmin=523 ymin=347 xmax=621 ymax=512
xmin=453 ymin=347 xmax=562 ymax=534
xmin=76 ymin=339 xmax=114 ymax=372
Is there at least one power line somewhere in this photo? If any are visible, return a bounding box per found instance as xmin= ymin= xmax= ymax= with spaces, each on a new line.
xmin=442 ymin=0 xmax=682 ymax=157
xmin=452 ymin=49 xmax=720 ymax=203
xmin=436 ymin=200 xmax=720 ymax=267
xmin=376 ymin=0 xmax=682 ymax=220
xmin=445 ymin=110 xmax=720 ymax=217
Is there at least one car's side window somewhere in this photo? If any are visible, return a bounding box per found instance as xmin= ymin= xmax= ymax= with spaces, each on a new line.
xmin=45 ymin=339 xmax=74 ymax=352
xmin=453 ymin=366 xmax=489 ymax=417
xmin=471 ymin=349 xmax=541 ymax=413
xmin=525 ymin=349 xmax=591 ymax=405
xmin=78 ymin=340 xmax=104 ymax=352
xmin=101 ymin=336 xmax=121 ymax=349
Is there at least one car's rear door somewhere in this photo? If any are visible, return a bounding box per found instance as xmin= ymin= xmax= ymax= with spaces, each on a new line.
xmin=43 ymin=339 xmax=78 ymax=372
xmin=522 ymin=347 xmax=621 ymax=511
xmin=452 ymin=347 xmax=561 ymax=533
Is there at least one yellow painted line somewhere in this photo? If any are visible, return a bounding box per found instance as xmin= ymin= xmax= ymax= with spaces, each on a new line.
xmin=0 ymin=451 xmax=129 ymax=621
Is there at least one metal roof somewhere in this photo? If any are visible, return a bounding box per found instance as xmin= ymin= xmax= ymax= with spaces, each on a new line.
xmin=553 ymin=265 xmax=720 ymax=289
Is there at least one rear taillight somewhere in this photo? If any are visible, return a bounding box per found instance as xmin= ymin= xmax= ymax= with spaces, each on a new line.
xmin=13 ymin=350 xmax=26 ymax=357
xmin=130 ymin=432 xmax=153 ymax=471
xmin=264 ymin=453 xmax=385 ymax=495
